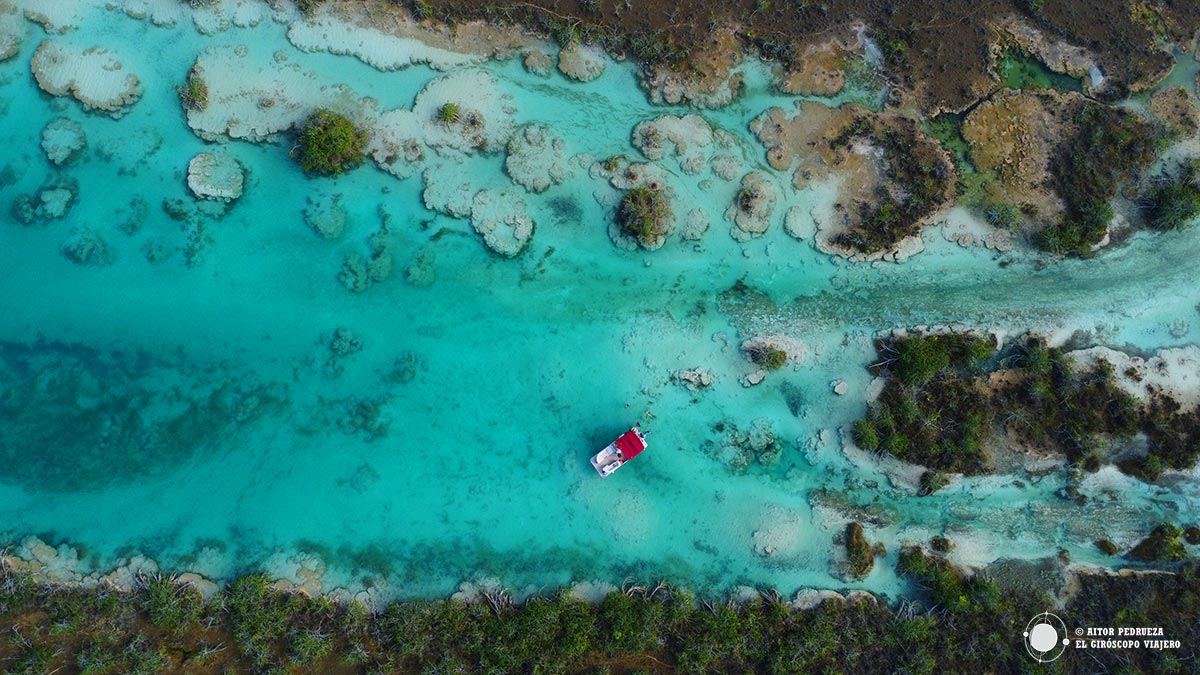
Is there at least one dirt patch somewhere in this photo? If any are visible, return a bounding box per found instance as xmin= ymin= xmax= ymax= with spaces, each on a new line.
xmin=1149 ymin=85 xmax=1200 ymax=138
xmin=960 ymin=88 xmax=1084 ymax=219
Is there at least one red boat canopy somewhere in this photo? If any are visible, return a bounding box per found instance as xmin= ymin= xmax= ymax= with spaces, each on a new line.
xmin=615 ymin=429 xmax=646 ymax=460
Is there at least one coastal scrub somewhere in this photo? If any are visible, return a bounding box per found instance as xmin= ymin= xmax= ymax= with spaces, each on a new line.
xmin=829 ymin=117 xmax=955 ymax=254
xmin=3 ymin=559 xmax=1200 ymax=674
xmin=852 ymin=334 xmax=1158 ymax=475
xmin=295 ymin=109 xmax=368 ymax=176
xmin=1035 ymin=104 xmax=1160 ymax=256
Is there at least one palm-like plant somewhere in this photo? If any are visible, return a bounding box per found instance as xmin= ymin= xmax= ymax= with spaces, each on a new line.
xmin=437 ymin=102 xmax=461 ymax=124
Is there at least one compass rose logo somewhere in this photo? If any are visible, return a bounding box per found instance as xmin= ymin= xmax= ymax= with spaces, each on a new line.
xmin=1023 ymin=611 xmax=1070 ymax=662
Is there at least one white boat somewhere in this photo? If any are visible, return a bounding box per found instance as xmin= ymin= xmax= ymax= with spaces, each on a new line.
xmin=590 ymin=425 xmax=648 ymax=477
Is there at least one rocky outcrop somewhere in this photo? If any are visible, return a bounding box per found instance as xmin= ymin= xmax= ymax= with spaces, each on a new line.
xmin=11 ymin=175 xmax=77 ymax=224
xmin=632 ymin=115 xmax=714 ymax=162
xmin=639 ymin=28 xmax=743 ymax=108
xmin=778 ymin=28 xmax=865 ymax=97
xmin=522 ymin=48 xmax=553 ymax=76
xmin=61 ymin=227 xmax=112 ymax=266
xmin=674 ymin=368 xmax=714 ymax=391
xmin=960 ymin=88 xmax=1082 ymax=219
xmin=286 ymin=14 xmax=481 ymax=72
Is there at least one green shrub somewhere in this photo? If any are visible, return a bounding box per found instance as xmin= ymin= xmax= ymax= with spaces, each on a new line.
xmin=295 ymin=109 xmax=368 ymax=175
xmin=289 ymin=630 xmax=332 ymax=664
xmin=409 ymin=0 xmax=432 ymax=20
xmin=898 ymin=547 xmax=998 ymax=613
xmin=984 ymin=203 xmax=1021 ymax=228
xmin=224 ymin=573 xmax=295 ymax=666
xmin=748 ymin=343 xmax=788 ymax=371
xmin=893 ymin=337 xmax=952 ymax=387
xmin=436 ymin=102 xmax=461 ymax=124
xmin=918 ymin=470 xmax=949 ymax=495
xmin=852 ymin=418 xmax=879 ymax=451
xmin=294 ymin=0 xmax=326 ymax=15
xmin=833 ymin=120 xmax=953 ymax=253
xmin=930 ymin=536 xmax=954 ymax=553
xmin=176 ymin=68 xmax=208 ymax=112
xmin=615 ymin=185 xmax=671 ymax=243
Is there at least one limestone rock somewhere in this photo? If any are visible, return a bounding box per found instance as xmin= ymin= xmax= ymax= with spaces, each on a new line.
xmin=1149 ymin=86 xmax=1200 ymax=137
xmin=681 ymin=208 xmax=710 ymax=241
xmin=783 ymin=205 xmax=816 ymax=241
xmin=631 ymin=115 xmax=714 ymax=162
xmin=674 ymin=368 xmax=714 ymax=391
xmin=61 ymin=227 xmax=111 ymax=266
xmin=0 ymin=2 xmax=22 ymax=62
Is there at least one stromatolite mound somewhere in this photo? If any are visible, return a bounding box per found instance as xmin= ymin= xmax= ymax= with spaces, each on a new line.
xmin=303 ymin=192 xmax=347 ymax=240
xmin=31 ymin=40 xmax=142 ymax=117
xmin=186 ymin=152 xmax=244 ymax=202
xmin=727 ymin=172 xmax=777 ymax=241
xmin=557 ymin=41 xmax=605 ymax=82
xmin=504 ymin=124 xmax=569 ymax=193
xmin=470 ymin=190 xmax=535 ymax=257
xmin=40 ymin=118 xmax=87 ymax=166
xmin=0 ymin=2 xmax=22 ymax=62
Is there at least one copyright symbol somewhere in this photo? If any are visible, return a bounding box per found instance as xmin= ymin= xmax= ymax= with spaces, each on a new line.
xmin=1075 ymin=628 xmax=1084 ymax=636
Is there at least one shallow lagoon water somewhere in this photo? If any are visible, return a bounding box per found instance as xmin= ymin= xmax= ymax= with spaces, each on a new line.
xmin=1 ymin=1 xmax=1199 ymax=600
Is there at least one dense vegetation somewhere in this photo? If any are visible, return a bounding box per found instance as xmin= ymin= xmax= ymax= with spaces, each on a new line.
xmin=294 ymin=109 xmax=369 ymax=176
xmin=1035 ymin=104 xmax=1161 ymax=256
xmin=851 ymin=333 xmax=1200 ymax=479
xmin=615 ymin=185 xmax=671 ymax=244
xmin=4 ymin=548 xmax=1198 ymax=674
xmin=1141 ymin=161 xmax=1200 ymax=232
xmin=852 ymin=333 xmax=997 ymax=475
xmin=830 ymin=118 xmax=953 ymax=254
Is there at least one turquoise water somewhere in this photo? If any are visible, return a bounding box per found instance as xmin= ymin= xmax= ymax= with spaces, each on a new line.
xmin=1 ymin=1 xmax=1199 ymax=600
